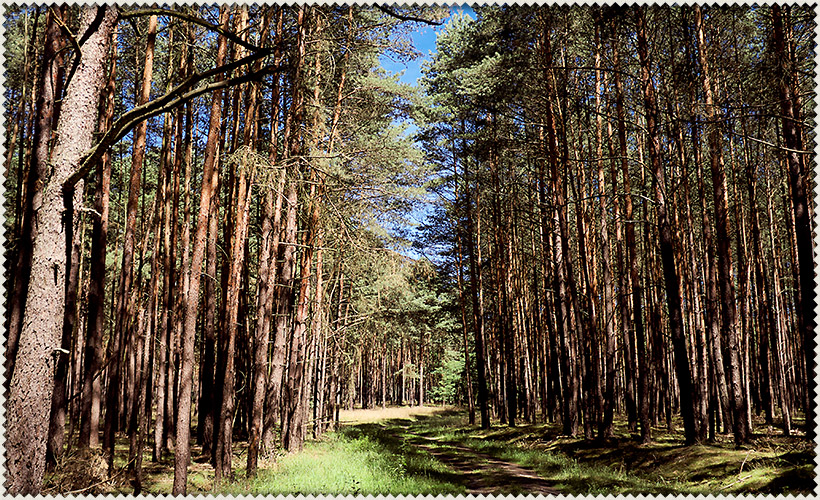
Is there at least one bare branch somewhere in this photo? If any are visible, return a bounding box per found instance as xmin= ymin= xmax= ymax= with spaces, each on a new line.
xmin=65 ymin=49 xmax=287 ymax=188
xmin=119 ymin=7 xmax=264 ymax=52
xmin=376 ymin=5 xmax=442 ymax=26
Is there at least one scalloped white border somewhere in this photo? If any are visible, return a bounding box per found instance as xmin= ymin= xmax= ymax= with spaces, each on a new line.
xmin=1 ymin=0 xmax=8 ymax=496
xmin=0 ymin=2 xmax=816 ymax=499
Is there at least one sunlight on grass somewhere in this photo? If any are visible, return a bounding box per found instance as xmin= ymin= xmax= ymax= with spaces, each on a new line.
xmin=55 ymin=407 xmax=812 ymax=496
xmin=221 ymin=428 xmax=465 ymax=496
xmin=395 ymin=409 xmax=815 ymax=496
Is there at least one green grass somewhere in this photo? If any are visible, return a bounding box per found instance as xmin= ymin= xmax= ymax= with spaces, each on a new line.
xmin=388 ymin=409 xmax=816 ymax=495
xmin=43 ymin=407 xmax=815 ymax=496
xmin=221 ymin=426 xmax=466 ymax=496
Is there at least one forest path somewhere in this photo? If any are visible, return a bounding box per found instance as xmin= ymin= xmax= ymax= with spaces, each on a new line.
xmin=341 ymin=407 xmax=559 ymax=495
xmin=401 ymin=429 xmax=560 ymax=495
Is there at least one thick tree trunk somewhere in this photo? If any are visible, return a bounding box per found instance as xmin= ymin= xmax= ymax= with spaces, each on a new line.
xmin=5 ymin=7 xmax=117 ymax=494
xmin=772 ymin=4 xmax=815 ymax=440
xmin=198 ymin=162 xmax=220 ymax=458
xmin=6 ymin=6 xmax=66 ymax=386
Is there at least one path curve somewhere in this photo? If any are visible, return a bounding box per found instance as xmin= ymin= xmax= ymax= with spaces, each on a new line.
xmin=402 ymin=430 xmax=559 ymax=495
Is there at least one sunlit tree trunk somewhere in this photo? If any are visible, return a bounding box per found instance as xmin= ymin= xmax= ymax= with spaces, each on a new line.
xmin=6 ymin=6 xmax=66 ymax=385
xmin=694 ymin=5 xmax=750 ymax=445
xmin=173 ymin=8 xmax=229 ymax=494
xmin=6 ymin=7 xmax=117 ymax=494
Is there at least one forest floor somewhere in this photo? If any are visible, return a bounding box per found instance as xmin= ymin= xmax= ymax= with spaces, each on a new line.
xmin=43 ymin=406 xmax=815 ymax=495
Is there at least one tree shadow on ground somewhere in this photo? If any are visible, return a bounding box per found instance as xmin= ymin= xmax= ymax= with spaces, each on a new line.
xmin=339 ymin=421 xmax=468 ymax=493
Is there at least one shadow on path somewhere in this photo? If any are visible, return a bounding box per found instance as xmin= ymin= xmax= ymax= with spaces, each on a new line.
xmin=407 ymin=432 xmax=560 ymax=495
xmin=343 ymin=411 xmax=559 ymax=496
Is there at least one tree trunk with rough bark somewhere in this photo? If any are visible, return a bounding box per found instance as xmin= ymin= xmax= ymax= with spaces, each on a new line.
xmin=5 ymin=7 xmax=117 ymax=494
xmin=635 ymin=5 xmax=697 ymax=445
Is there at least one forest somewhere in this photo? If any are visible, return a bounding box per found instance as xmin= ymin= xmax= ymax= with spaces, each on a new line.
xmin=1 ymin=3 xmax=816 ymax=496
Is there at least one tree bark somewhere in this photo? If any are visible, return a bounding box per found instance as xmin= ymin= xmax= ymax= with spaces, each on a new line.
xmin=105 ymin=14 xmax=158 ymax=473
xmin=173 ymin=8 xmax=229 ymax=494
xmin=248 ymin=6 xmax=280 ymax=476
xmin=772 ymin=4 xmax=815 ymax=440
xmin=79 ymin=36 xmax=118 ymax=450
xmin=5 ymin=6 xmax=117 ymax=494
xmin=693 ymin=5 xmax=750 ymax=445
xmin=635 ymin=5 xmax=698 ymax=445
xmin=6 ymin=6 xmax=66 ymax=386
xmin=594 ymin=14 xmax=617 ymax=439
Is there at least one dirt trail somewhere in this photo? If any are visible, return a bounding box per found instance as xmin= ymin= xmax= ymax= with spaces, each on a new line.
xmin=401 ymin=430 xmax=559 ymax=495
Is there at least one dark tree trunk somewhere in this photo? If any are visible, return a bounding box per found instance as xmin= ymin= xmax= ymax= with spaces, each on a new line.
xmin=635 ymin=5 xmax=697 ymax=445
xmin=46 ymin=182 xmax=85 ymax=466
xmin=772 ymin=4 xmax=815 ymax=440
xmin=610 ymin=18 xmax=638 ymax=433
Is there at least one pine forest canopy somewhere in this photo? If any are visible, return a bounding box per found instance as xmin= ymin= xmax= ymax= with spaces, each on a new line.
xmin=1 ymin=3 xmax=816 ymax=496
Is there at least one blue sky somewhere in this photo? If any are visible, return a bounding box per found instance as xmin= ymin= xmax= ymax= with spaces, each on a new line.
xmin=380 ymin=5 xmax=476 ymax=88
xmin=378 ymin=5 xmax=476 ymax=260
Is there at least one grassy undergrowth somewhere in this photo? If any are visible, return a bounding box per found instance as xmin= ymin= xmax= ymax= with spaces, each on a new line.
xmin=43 ymin=406 xmax=815 ymax=495
xmin=222 ymin=424 xmax=466 ymax=496
xmin=394 ymin=409 xmax=815 ymax=495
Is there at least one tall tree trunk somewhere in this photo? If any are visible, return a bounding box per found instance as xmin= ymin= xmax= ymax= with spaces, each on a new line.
xmin=173 ymin=8 xmax=230 ymax=494
xmin=263 ymin=9 xmax=305 ymax=450
xmin=248 ymin=8 xmax=281 ymax=475
xmin=105 ymin=14 xmax=158 ymax=473
xmin=462 ymin=124 xmax=490 ymax=429
xmin=455 ymin=212 xmax=476 ymax=425
xmin=214 ymin=7 xmax=254 ymax=482
xmin=5 ymin=7 xmax=117 ymax=494
xmin=610 ymin=17 xmax=638 ymax=433
xmin=771 ymin=4 xmax=814 ymax=440
xmin=693 ymin=5 xmax=750 ymax=445
xmin=80 ymin=38 xmax=117 ymax=450
xmin=635 ymin=5 xmax=697 ymax=445
xmin=540 ymin=16 xmax=580 ymax=436
xmin=5 ymin=6 xmax=66 ymax=385
xmin=594 ymin=14 xmax=617 ymax=439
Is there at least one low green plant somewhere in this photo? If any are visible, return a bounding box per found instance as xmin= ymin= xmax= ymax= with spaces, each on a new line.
xmin=222 ymin=427 xmax=465 ymax=496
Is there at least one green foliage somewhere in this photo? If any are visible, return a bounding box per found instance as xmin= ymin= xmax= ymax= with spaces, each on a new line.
xmin=427 ymin=349 xmax=464 ymax=404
